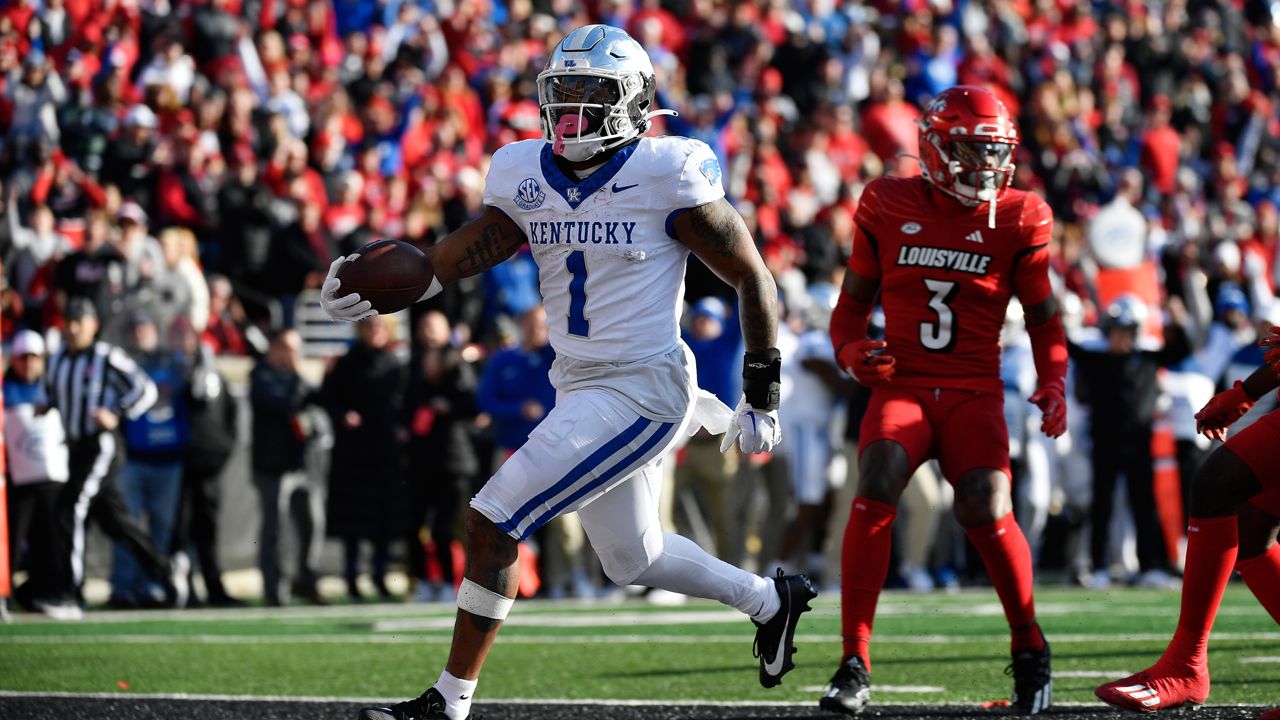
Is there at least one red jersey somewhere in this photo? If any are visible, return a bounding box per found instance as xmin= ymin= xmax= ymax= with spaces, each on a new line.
xmin=847 ymin=176 xmax=1054 ymax=393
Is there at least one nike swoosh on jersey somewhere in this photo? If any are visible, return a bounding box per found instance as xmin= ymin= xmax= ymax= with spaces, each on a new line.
xmin=612 ymin=183 xmax=639 ymax=192
xmin=762 ymin=584 xmax=791 ymax=677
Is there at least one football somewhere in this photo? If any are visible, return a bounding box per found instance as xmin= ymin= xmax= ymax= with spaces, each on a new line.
xmin=335 ymin=239 xmax=436 ymax=314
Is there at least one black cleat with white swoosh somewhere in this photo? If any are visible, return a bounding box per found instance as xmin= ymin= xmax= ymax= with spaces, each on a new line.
xmin=821 ymin=654 xmax=871 ymax=715
xmin=358 ymin=687 xmax=476 ymax=720
xmin=1007 ymin=629 xmax=1052 ymax=715
xmin=753 ymin=569 xmax=817 ymax=688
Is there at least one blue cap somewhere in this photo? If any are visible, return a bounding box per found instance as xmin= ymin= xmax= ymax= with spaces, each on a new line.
xmin=691 ymin=296 xmax=727 ymax=323
xmin=1215 ymin=283 xmax=1250 ymax=318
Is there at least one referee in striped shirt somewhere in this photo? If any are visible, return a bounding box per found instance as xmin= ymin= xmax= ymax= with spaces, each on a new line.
xmin=45 ymin=296 xmax=173 ymax=607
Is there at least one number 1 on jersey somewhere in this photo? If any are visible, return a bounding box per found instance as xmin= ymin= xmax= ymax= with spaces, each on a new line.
xmin=567 ymin=250 xmax=589 ymax=337
xmin=920 ymin=278 xmax=958 ymax=352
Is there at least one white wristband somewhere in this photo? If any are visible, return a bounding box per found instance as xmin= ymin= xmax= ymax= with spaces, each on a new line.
xmin=457 ymin=578 xmax=514 ymax=620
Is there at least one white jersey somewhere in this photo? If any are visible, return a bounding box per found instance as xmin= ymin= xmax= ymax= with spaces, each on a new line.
xmin=783 ymin=329 xmax=841 ymax=425
xmin=484 ymin=136 xmax=724 ymax=364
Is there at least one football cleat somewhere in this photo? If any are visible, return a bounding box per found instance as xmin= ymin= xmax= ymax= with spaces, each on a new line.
xmin=753 ymin=569 xmax=817 ymax=688
xmin=1258 ymin=708 xmax=1280 ymax=720
xmin=1095 ymin=666 xmax=1209 ymax=714
xmin=358 ymin=687 xmax=475 ymax=720
xmin=820 ymin=654 xmax=872 ymax=715
xmin=1007 ymin=631 xmax=1052 ymax=714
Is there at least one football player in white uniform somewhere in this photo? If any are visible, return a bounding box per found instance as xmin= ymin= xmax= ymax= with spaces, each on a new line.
xmin=321 ymin=25 xmax=816 ymax=720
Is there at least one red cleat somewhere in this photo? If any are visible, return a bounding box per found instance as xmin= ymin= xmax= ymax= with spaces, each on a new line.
xmin=1095 ymin=666 xmax=1209 ymax=713
xmin=1257 ymin=709 xmax=1280 ymax=720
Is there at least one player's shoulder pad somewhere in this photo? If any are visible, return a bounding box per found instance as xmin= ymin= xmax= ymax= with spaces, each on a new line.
xmin=636 ymin=135 xmax=717 ymax=180
xmin=643 ymin=135 xmax=724 ymax=207
xmin=855 ymin=175 xmax=914 ymax=226
xmin=484 ymin=140 xmax=546 ymax=210
xmin=488 ymin=139 xmax=544 ymax=176
xmin=1017 ymin=189 xmax=1053 ymax=230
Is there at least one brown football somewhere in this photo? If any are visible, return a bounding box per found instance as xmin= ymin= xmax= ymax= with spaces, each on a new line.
xmin=335 ymin=239 xmax=436 ymax=314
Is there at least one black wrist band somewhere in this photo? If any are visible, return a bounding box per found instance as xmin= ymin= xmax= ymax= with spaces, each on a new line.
xmin=743 ymin=348 xmax=782 ymax=411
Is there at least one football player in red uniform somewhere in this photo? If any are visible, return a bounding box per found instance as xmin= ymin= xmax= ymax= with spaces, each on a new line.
xmin=823 ymin=85 xmax=1067 ymax=715
xmin=1096 ymin=330 xmax=1280 ymax=714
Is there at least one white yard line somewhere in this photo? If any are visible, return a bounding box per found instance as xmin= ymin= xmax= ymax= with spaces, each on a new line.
xmin=0 ymin=690 xmax=1120 ymax=707
xmin=6 ymin=631 xmax=1280 ymax=645
xmin=800 ymin=685 xmax=945 ymax=693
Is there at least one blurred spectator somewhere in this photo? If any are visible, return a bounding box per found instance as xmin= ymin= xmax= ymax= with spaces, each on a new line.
xmin=4 ymin=329 xmax=70 ymax=617
xmin=98 ymin=105 xmax=157 ymax=207
xmin=477 ymin=304 xmax=593 ymax=599
xmin=319 ymin=314 xmax=408 ymax=602
xmin=150 ymin=227 xmax=210 ymax=342
xmin=169 ymin=318 xmax=244 ymax=607
xmin=250 ymin=328 xmax=325 ymax=606
xmin=774 ymin=284 xmax=849 ymax=575
xmin=110 ymin=311 xmax=189 ymax=609
xmin=201 ymin=273 xmax=251 ymax=355
xmin=52 ymin=213 xmax=127 ymax=338
xmin=6 ymin=194 xmax=70 ymax=328
xmin=7 ymin=49 xmax=65 ymax=154
xmin=404 ymin=310 xmax=479 ymax=602
xmin=1069 ymin=295 xmax=1192 ymax=588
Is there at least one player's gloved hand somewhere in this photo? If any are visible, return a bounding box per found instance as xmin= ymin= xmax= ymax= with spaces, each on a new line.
xmin=1261 ymin=327 xmax=1280 ymax=380
xmin=320 ymin=255 xmax=376 ymax=322
xmin=838 ymin=339 xmax=896 ymax=386
xmin=1027 ymin=381 xmax=1067 ymax=438
xmin=722 ymin=348 xmax=783 ymax=454
xmin=720 ymin=397 xmax=782 ymax=454
xmin=1195 ymin=380 xmax=1257 ymax=441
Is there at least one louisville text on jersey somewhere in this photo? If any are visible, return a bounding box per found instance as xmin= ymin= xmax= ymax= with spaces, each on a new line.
xmin=895 ymin=245 xmax=994 ymax=275
xmin=526 ymin=220 xmax=639 ymax=245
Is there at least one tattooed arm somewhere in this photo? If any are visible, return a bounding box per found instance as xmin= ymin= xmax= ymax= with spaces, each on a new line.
xmin=425 ymin=206 xmax=528 ymax=285
xmin=672 ymin=198 xmax=778 ymax=352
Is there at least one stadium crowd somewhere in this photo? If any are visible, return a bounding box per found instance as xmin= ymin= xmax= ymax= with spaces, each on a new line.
xmin=6 ymin=0 xmax=1280 ymax=613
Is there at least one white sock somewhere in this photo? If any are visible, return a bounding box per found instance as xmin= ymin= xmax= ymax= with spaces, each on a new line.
xmin=631 ymin=532 xmax=780 ymax=622
xmin=434 ymin=670 xmax=477 ymax=720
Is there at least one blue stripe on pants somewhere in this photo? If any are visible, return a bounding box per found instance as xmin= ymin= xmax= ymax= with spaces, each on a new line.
xmin=517 ymin=420 xmax=678 ymax=541
xmin=497 ymin=416 xmax=652 ymax=536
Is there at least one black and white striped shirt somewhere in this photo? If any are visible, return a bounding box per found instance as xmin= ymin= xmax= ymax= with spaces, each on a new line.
xmin=44 ymin=341 xmax=158 ymax=442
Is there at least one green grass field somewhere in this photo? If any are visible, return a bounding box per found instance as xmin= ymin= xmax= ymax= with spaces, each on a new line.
xmin=0 ymin=586 xmax=1276 ymax=707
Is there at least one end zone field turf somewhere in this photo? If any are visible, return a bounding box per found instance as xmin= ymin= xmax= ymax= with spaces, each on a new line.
xmin=0 ymin=586 xmax=1274 ymax=719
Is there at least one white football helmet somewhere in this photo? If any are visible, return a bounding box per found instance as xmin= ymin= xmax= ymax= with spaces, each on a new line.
xmin=537 ymin=25 xmax=674 ymax=162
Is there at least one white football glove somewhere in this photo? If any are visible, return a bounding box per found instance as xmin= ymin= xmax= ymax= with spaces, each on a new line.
xmin=719 ymin=396 xmax=782 ymax=454
xmin=320 ymin=255 xmax=376 ymax=322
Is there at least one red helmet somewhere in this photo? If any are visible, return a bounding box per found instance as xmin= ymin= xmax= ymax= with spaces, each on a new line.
xmin=917 ymin=85 xmax=1019 ymax=206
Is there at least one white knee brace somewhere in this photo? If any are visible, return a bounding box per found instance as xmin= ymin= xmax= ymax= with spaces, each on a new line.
xmin=457 ymin=579 xmax=514 ymax=620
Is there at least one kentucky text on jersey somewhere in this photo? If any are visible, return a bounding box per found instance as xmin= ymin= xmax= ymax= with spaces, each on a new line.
xmin=526 ymin=220 xmax=639 ymax=245
xmin=895 ymin=245 xmax=993 ymax=275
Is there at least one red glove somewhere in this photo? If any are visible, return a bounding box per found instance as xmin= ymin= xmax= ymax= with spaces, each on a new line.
xmin=1194 ymin=380 xmax=1257 ymax=442
xmin=838 ymin=339 xmax=896 ymax=386
xmin=1028 ymin=381 xmax=1067 ymax=438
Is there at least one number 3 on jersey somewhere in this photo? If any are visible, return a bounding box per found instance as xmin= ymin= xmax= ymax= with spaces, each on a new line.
xmin=567 ymin=250 xmax=589 ymax=337
xmin=920 ymin=278 xmax=958 ymax=352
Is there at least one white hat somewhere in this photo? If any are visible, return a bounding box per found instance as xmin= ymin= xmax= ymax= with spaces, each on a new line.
xmin=124 ymin=104 xmax=158 ymax=130
xmin=11 ymin=329 xmax=45 ymax=357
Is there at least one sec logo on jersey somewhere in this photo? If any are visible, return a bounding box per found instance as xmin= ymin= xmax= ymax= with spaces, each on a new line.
xmin=515 ymin=177 xmax=546 ymax=210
